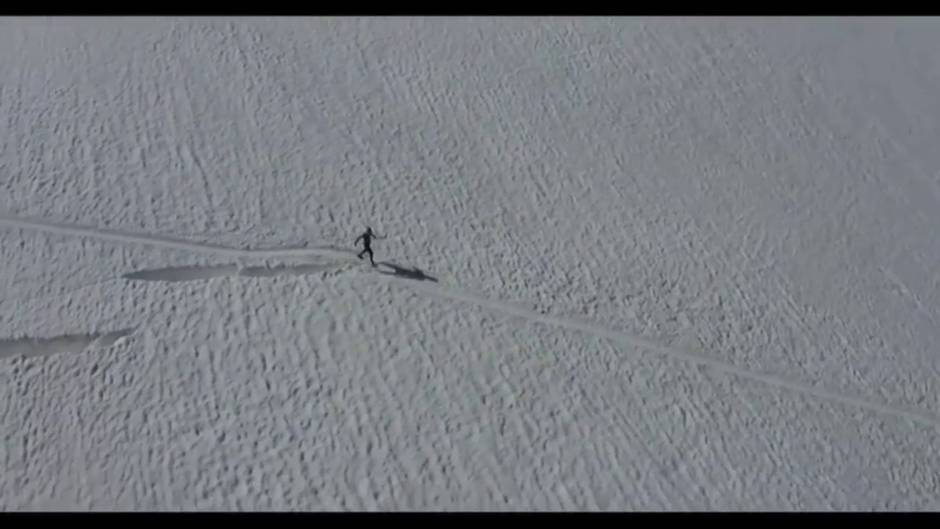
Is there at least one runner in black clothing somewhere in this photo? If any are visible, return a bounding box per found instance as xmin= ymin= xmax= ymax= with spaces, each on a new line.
xmin=354 ymin=226 xmax=384 ymax=266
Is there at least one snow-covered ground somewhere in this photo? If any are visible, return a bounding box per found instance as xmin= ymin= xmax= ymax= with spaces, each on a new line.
xmin=2 ymin=17 xmax=940 ymax=510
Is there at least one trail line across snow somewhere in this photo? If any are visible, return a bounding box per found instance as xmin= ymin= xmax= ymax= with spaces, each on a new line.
xmin=4 ymin=212 xmax=940 ymax=430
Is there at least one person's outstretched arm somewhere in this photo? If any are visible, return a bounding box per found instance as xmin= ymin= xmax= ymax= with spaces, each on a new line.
xmin=354 ymin=234 xmax=364 ymax=245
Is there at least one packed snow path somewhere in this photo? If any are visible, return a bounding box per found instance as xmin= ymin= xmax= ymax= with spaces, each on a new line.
xmin=4 ymin=213 xmax=938 ymax=430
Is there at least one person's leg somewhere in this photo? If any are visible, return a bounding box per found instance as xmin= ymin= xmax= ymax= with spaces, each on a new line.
xmin=368 ymin=249 xmax=375 ymax=266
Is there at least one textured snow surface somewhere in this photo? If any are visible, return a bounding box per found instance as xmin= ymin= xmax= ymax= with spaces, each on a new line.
xmin=2 ymin=17 xmax=940 ymax=510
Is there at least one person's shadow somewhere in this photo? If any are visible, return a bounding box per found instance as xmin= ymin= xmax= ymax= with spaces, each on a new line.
xmin=376 ymin=261 xmax=438 ymax=282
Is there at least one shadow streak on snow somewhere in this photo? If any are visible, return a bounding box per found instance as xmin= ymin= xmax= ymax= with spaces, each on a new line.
xmin=0 ymin=328 xmax=135 ymax=360
xmin=121 ymin=262 xmax=346 ymax=283
xmin=123 ymin=264 xmax=238 ymax=282
xmin=376 ymin=261 xmax=439 ymax=283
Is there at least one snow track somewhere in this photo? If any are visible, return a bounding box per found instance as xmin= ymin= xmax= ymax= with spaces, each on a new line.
xmin=4 ymin=213 xmax=938 ymax=430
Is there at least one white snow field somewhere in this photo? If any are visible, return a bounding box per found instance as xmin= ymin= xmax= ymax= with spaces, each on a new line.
xmin=2 ymin=17 xmax=940 ymax=510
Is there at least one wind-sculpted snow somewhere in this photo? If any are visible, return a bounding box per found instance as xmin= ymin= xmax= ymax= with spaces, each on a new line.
xmin=2 ymin=17 xmax=940 ymax=510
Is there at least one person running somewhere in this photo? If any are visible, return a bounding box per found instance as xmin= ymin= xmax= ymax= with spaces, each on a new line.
xmin=354 ymin=226 xmax=385 ymax=266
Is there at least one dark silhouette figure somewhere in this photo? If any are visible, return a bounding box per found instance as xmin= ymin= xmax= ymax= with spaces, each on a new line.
xmin=354 ymin=226 xmax=385 ymax=266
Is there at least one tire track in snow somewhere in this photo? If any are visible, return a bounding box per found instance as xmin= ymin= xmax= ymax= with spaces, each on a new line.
xmin=3 ymin=213 xmax=939 ymax=430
